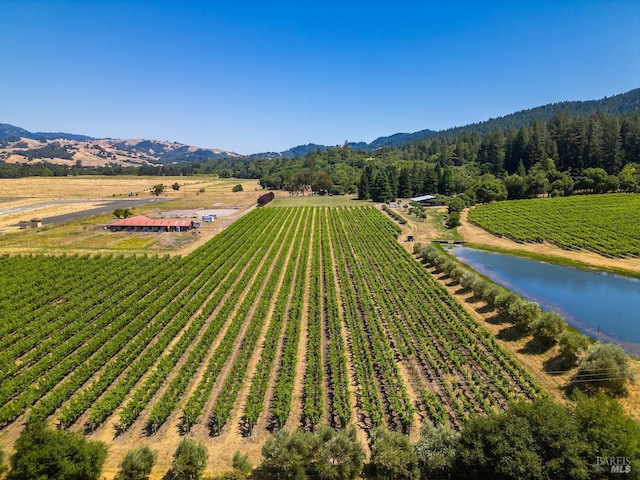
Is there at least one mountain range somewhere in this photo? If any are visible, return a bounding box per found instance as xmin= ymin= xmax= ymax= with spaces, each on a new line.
xmin=1 ymin=88 xmax=638 ymax=166
xmin=0 ymin=127 xmax=240 ymax=168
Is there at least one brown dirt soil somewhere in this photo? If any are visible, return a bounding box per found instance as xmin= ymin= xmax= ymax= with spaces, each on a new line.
xmin=325 ymin=208 xmax=370 ymax=453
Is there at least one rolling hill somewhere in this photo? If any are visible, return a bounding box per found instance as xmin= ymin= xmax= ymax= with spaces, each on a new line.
xmin=2 ymin=88 xmax=638 ymax=165
xmin=0 ymin=125 xmax=240 ymax=167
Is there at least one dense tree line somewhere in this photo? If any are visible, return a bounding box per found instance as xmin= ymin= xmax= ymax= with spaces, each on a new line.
xmin=2 ymin=396 xmax=637 ymax=479
xmin=204 ymin=110 xmax=640 ymax=201
xmin=2 ymin=111 xmax=639 ymax=204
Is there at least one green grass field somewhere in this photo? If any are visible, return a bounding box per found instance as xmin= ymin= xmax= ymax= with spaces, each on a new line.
xmin=270 ymin=194 xmax=369 ymax=207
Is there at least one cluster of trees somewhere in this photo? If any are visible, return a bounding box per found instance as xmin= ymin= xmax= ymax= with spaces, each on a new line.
xmin=0 ymin=424 xmax=210 ymax=480
xmin=251 ymin=394 xmax=640 ymax=480
xmin=2 ymin=392 xmax=638 ymax=480
xmin=358 ymin=162 xmax=453 ymax=202
xmin=394 ymin=111 xmax=640 ymax=175
xmin=112 ymin=208 xmax=134 ymax=218
xmin=10 ymin=141 xmax=76 ymax=161
xmin=417 ymin=244 xmax=635 ymax=395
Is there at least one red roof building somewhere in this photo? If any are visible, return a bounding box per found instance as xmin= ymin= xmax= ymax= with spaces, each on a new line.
xmin=109 ymin=215 xmax=194 ymax=232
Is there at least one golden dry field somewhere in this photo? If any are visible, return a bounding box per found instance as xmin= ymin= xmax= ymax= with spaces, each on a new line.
xmin=0 ymin=176 xmax=263 ymax=254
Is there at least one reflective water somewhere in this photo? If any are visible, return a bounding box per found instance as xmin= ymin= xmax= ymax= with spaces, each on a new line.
xmin=449 ymin=246 xmax=640 ymax=356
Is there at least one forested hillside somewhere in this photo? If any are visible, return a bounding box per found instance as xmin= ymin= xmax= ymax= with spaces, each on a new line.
xmin=2 ymin=92 xmax=639 ymax=207
xmin=184 ymin=110 xmax=640 ymax=202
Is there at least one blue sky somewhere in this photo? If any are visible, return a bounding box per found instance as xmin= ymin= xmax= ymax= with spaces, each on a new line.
xmin=1 ymin=1 xmax=638 ymax=154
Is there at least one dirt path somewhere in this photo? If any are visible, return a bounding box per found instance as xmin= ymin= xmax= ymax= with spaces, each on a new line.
xmin=284 ymin=212 xmax=314 ymax=432
xmin=201 ymin=209 xmax=305 ymax=470
xmin=324 ymin=209 xmax=370 ymax=453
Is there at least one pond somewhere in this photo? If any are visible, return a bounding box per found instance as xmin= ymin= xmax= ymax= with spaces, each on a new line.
xmin=448 ymin=246 xmax=640 ymax=356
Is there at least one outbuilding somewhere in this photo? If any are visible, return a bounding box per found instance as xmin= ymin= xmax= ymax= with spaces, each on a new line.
xmin=411 ymin=194 xmax=445 ymax=207
xmin=109 ymin=215 xmax=195 ymax=232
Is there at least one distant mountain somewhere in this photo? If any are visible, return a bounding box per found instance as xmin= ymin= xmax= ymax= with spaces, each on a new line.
xmin=251 ymin=88 xmax=640 ymax=157
xmin=3 ymin=88 xmax=638 ymax=165
xmin=384 ymin=87 xmax=640 ymax=147
xmin=0 ymin=125 xmax=240 ymax=167
xmin=249 ymin=143 xmax=332 ymax=159
xmin=0 ymin=123 xmax=94 ymax=142
xmin=344 ymin=88 xmax=640 ymax=150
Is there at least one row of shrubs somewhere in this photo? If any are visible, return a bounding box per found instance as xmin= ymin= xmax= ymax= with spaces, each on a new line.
xmin=381 ymin=204 xmax=407 ymax=224
xmin=415 ymin=243 xmax=634 ymax=395
xmin=7 ymin=401 xmax=638 ymax=480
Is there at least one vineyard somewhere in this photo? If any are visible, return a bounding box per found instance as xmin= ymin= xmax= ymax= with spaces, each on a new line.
xmin=0 ymin=206 xmax=539 ymax=471
xmin=468 ymin=193 xmax=640 ymax=258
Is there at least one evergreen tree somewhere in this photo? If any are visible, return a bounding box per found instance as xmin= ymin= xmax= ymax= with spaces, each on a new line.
xmin=372 ymin=170 xmax=394 ymax=203
xmin=386 ymin=165 xmax=399 ymax=198
xmin=512 ymin=126 xmax=531 ymax=170
xmin=358 ymin=165 xmax=372 ymax=200
xmin=397 ymin=166 xmax=412 ymax=198
xmin=586 ymin=112 xmax=605 ymax=168
xmin=438 ymin=167 xmax=453 ymax=195
xmin=422 ymin=164 xmax=438 ymax=194
xmin=527 ymin=120 xmax=547 ymax=167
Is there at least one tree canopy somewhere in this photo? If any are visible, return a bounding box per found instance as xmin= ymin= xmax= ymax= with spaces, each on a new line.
xmin=7 ymin=422 xmax=107 ymax=480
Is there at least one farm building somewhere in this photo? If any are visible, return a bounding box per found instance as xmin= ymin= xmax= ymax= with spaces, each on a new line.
xmin=19 ymin=218 xmax=43 ymax=229
xmin=109 ymin=215 xmax=195 ymax=232
xmin=411 ymin=194 xmax=445 ymax=206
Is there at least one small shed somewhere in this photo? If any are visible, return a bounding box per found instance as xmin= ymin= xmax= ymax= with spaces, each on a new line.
xmin=406 ymin=235 xmax=414 ymax=242
xmin=30 ymin=218 xmax=43 ymax=228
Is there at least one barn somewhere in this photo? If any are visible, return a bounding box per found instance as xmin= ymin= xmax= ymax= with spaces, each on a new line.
xmin=411 ymin=194 xmax=445 ymax=206
xmin=109 ymin=215 xmax=195 ymax=232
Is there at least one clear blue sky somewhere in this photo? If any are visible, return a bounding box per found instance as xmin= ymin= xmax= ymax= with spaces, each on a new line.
xmin=1 ymin=1 xmax=638 ymax=154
